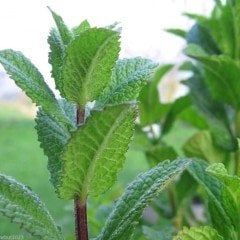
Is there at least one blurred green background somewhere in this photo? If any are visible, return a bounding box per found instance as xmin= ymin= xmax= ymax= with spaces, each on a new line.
xmin=0 ymin=104 xmax=195 ymax=238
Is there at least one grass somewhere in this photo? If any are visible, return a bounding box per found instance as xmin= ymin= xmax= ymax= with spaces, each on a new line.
xmin=0 ymin=104 xmax=196 ymax=238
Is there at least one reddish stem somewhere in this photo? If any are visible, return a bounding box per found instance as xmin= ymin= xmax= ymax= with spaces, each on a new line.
xmin=74 ymin=108 xmax=88 ymax=240
xmin=74 ymin=196 xmax=89 ymax=240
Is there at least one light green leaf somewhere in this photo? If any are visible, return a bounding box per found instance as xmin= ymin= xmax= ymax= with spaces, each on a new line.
xmin=95 ymin=58 xmax=157 ymax=107
xmin=48 ymin=28 xmax=65 ymax=95
xmin=72 ymin=20 xmax=91 ymax=36
xmin=185 ymin=44 xmax=240 ymax=109
xmin=96 ymin=158 xmax=191 ymax=240
xmin=0 ymin=49 xmax=71 ymax=127
xmin=35 ymin=99 xmax=75 ymax=189
xmin=173 ymin=226 xmax=223 ymax=240
xmin=48 ymin=7 xmax=73 ymax=45
xmin=183 ymin=130 xmax=226 ymax=163
xmin=0 ymin=174 xmax=62 ymax=239
xmin=62 ymin=28 xmax=120 ymax=107
xmin=188 ymin=160 xmax=236 ymax=239
xmin=58 ymin=103 xmax=136 ymax=200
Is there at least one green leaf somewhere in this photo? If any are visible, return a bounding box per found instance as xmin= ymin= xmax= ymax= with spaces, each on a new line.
xmin=142 ymin=225 xmax=174 ymax=240
xmin=207 ymin=163 xmax=240 ymax=196
xmin=185 ymin=44 xmax=240 ymax=109
xmin=145 ymin=145 xmax=177 ymax=167
xmin=62 ymin=28 xmax=120 ymax=107
xmin=72 ymin=20 xmax=91 ymax=36
xmin=48 ymin=7 xmax=73 ymax=45
xmin=173 ymin=226 xmax=223 ymax=240
xmin=183 ymin=130 xmax=227 ymax=163
xmin=0 ymin=49 xmax=71 ymax=127
xmin=186 ymin=23 xmax=221 ymax=55
xmin=184 ymin=62 xmax=237 ymax=151
xmin=35 ymin=99 xmax=75 ymax=189
xmin=165 ymin=28 xmax=187 ymax=38
xmin=96 ymin=158 xmax=191 ymax=240
xmin=207 ymin=163 xmax=240 ymax=232
xmin=95 ymin=58 xmax=157 ymax=107
xmin=175 ymin=171 xmax=198 ymax=206
xmin=0 ymin=174 xmax=62 ymax=239
xmin=48 ymin=28 xmax=65 ymax=95
xmin=178 ymin=106 xmax=208 ymax=130
xmin=139 ymin=64 xmax=173 ymax=126
xmin=58 ymin=103 xmax=137 ymax=200
xmin=161 ymin=95 xmax=191 ymax=135
xmin=188 ymin=160 xmax=236 ymax=239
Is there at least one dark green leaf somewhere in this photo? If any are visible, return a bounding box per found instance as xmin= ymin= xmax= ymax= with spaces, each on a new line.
xmin=183 ymin=131 xmax=227 ymax=163
xmin=96 ymin=159 xmax=191 ymax=240
xmin=139 ymin=64 xmax=173 ymax=126
xmin=0 ymin=174 xmax=62 ymax=239
xmin=188 ymin=160 xmax=236 ymax=239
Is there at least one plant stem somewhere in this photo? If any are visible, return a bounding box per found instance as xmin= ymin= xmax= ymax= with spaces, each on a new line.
xmin=74 ymin=107 xmax=89 ymax=240
xmin=75 ymin=196 xmax=89 ymax=240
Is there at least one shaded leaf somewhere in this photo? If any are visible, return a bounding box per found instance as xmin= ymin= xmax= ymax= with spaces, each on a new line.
xmin=35 ymin=99 xmax=75 ymax=189
xmin=96 ymin=158 xmax=191 ymax=240
xmin=185 ymin=44 xmax=240 ymax=109
xmin=139 ymin=64 xmax=173 ymax=126
xmin=188 ymin=160 xmax=236 ymax=239
xmin=183 ymin=130 xmax=227 ymax=163
xmin=0 ymin=174 xmax=62 ymax=239
xmin=145 ymin=145 xmax=177 ymax=167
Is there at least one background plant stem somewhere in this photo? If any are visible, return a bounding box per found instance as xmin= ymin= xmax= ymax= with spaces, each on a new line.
xmin=75 ymin=107 xmax=89 ymax=240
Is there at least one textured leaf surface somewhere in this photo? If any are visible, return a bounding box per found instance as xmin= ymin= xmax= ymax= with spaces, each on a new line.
xmin=0 ymin=49 xmax=71 ymax=126
xmin=58 ymin=104 xmax=136 ymax=200
xmin=188 ymin=160 xmax=236 ymax=239
xmin=72 ymin=20 xmax=91 ymax=36
xmin=173 ymin=226 xmax=223 ymax=240
xmin=48 ymin=7 xmax=73 ymax=45
xmin=96 ymin=58 xmax=157 ymax=107
xmin=183 ymin=130 xmax=226 ymax=163
xmin=62 ymin=28 xmax=120 ymax=107
xmin=35 ymin=100 xmax=75 ymax=189
xmin=48 ymin=28 xmax=65 ymax=95
xmin=207 ymin=163 xmax=240 ymax=233
xmin=0 ymin=174 xmax=62 ymax=239
xmin=185 ymin=44 xmax=240 ymax=109
xmin=96 ymin=159 xmax=191 ymax=240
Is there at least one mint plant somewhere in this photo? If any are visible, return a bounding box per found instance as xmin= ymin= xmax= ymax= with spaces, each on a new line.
xmin=0 ymin=8 xmax=191 ymax=240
